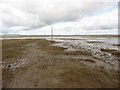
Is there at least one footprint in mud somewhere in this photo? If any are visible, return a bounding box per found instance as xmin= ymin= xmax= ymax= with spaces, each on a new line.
xmin=83 ymin=59 xmax=96 ymax=63
xmin=34 ymin=84 xmax=38 ymax=87
xmin=37 ymin=64 xmax=48 ymax=69
xmin=34 ymin=79 xmax=39 ymax=87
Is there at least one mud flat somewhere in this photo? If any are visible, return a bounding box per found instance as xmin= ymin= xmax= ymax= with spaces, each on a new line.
xmin=2 ymin=38 xmax=119 ymax=88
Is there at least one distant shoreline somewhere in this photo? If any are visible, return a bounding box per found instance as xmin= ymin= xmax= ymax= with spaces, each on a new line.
xmin=1 ymin=34 xmax=120 ymax=38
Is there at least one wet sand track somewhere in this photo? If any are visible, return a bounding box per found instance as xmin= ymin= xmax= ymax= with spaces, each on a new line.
xmin=2 ymin=39 xmax=118 ymax=88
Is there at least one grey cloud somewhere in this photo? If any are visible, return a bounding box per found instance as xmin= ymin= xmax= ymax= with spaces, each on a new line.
xmin=0 ymin=0 xmax=118 ymax=35
xmin=0 ymin=1 xmax=115 ymax=27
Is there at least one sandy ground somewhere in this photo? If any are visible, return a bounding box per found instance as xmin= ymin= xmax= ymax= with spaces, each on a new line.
xmin=2 ymin=39 xmax=118 ymax=88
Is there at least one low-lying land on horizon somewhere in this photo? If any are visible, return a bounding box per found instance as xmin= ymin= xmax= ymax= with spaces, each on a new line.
xmin=1 ymin=34 xmax=120 ymax=38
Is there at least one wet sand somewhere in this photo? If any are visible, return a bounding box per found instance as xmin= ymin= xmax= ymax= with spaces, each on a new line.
xmin=2 ymin=39 xmax=119 ymax=88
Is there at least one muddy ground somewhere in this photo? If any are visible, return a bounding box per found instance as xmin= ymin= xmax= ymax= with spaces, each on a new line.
xmin=2 ymin=39 xmax=118 ymax=88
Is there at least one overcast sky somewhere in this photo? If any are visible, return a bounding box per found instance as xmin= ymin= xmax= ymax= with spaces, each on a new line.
xmin=0 ymin=0 xmax=119 ymax=35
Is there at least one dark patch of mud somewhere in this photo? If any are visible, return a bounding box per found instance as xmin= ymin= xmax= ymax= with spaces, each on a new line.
xmin=87 ymin=41 xmax=105 ymax=43
xmin=113 ymin=44 xmax=120 ymax=46
xmin=100 ymin=48 xmax=120 ymax=57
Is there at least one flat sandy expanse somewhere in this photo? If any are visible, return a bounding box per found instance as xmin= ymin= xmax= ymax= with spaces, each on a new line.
xmin=2 ymin=39 xmax=119 ymax=88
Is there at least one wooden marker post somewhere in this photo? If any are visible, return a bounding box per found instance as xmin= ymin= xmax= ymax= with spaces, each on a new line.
xmin=51 ymin=26 xmax=53 ymax=41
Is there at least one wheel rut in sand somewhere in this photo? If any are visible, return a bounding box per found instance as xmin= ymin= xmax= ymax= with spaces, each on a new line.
xmin=7 ymin=41 xmax=44 ymax=87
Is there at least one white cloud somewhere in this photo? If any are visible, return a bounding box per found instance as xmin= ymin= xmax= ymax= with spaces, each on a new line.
xmin=0 ymin=0 xmax=118 ymax=35
xmin=78 ymin=8 xmax=118 ymax=29
xmin=51 ymin=8 xmax=118 ymax=35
